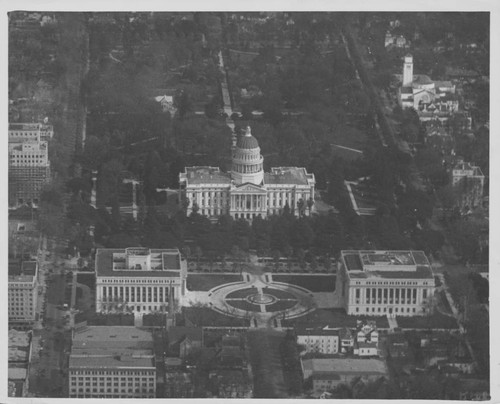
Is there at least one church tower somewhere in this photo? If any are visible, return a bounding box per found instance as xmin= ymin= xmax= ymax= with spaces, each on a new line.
xmin=231 ymin=126 xmax=264 ymax=185
xmin=403 ymin=55 xmax=413 ymax=87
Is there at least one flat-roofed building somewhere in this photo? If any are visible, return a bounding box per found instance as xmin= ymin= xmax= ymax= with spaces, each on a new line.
xmin=9 ymin=122 xmax=51 ymax=207
xmin=8 ymin=330 xmax=32 ymax=397
xmin=68 ymin=326 xmax=156 ymax=398
xmin=8 ymin=259 xmax=38 ymax=325
xmin=95 ymin=247 xmax=187 ymax=315
xmin=451 ymin=159 xmax=485 ymax=209
xmin=336 ymin=250 xmax=435 ymax=316
xmin=301 ymin=357 xmax=388 ymax=396
xmin=296 ymin=327 xmax=339 ymax=354
xmin=9 ymin=122 xmax=54 ymax=142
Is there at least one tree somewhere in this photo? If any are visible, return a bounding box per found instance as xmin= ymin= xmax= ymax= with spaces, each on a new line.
xmin=307 ymin=198 xmax=314 ymax=215
xmin=174 ymin=90 xmax=193 ymax=120
xmin=80 ymin=135 xmax=110 ymax=170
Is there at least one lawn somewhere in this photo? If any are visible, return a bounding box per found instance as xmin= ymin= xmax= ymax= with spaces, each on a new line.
xmin=76 ymin=273 xmax=95 ymax=291
xmin=227 ymin=299 xmax=261 ymax=312
xmin=226 ymin=287 xmax=257 ymax=299
xmin=266 ymin=300 xmax=298 ymax=312
xmin=262 ymin=287 xmax=297 ymax=300
xmin=282 ymin=308 xmax=389 ymax=329
xmin=396 ymin=312 xmax=458 ymax=329
xmin=183 ymin=307 xmax=250 ymax=327
xmin=186 ymin=274 xmax=244 ymax=291
xmin=247 ymin=330 xmax=289 ymax=398
xmin=271 ymin=275 xmax=336 ymax=292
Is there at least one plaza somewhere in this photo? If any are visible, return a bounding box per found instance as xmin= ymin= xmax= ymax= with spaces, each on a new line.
xmin=184 ymin=260 xmax=336 ymax=328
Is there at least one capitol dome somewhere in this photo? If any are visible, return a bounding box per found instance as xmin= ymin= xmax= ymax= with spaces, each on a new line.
xmin=237 ymin=126 xmax=260 ymax=149
xmin=231 ymin=126 xmax=264 ymax=185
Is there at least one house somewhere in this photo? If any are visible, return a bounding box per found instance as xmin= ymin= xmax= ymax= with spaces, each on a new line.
xmin=154 ymin=95 xmax=177 ymax=115
xmin=167 ymin=326 xmax=203 ymax=358
xmin=353 ymin=341 xmax=378 ymax=357
xmin=385 ymin=31 xmax=408 ymax=49
xmin=339 ymin=327 xmax=355 ymax=353
xmin=356 ymin=321 xmax=379 ymax=344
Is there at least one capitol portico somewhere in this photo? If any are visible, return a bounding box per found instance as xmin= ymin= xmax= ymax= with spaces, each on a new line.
xmin=179 ymin=126 xmax=315 ymax=220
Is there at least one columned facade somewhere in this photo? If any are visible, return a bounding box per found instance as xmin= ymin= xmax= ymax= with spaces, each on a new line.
xmin=337 ymin=250 xmax=436 ymax=317
xmin=179 ymin=126 xmax=315 ymax=221
xmin=95 ymin=248 xmax=187 ymax=315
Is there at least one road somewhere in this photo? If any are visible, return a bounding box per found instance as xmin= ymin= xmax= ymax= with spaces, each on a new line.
xmin=247 ymin=329 xmax=288 ymax=398
xmin=341 ymin=19 xmax=427 ymax=193
xmin=434 ymin=273 xmax=479 ymax=371
xmin=28 ymin=238 xmax=73 ymax=398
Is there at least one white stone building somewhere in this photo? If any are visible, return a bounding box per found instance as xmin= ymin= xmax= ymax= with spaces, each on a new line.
xmin=95 ymin=248 xmax=187 ymax=315
xmin=296 ymin=327 xmax=339 ymax=354
xmin=398 ymin=55 xmax=459 ymax=120
xmin=336 ymin=250 xmax=436 ymax=316
xmin=9 ymin=123 xmax=52 ymax=207
xmin=179 ymin=126 xmax=315 ymax=220
xmin=8 ymin=259 xmax=38 ymax=325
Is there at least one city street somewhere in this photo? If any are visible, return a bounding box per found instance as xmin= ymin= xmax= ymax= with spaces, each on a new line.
xmin=28 ymin=237 xmax=72 ymax=398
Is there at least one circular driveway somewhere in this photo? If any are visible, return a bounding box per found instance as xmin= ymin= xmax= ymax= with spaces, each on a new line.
xmin=208 ymin=272 xmax=316 ymax=327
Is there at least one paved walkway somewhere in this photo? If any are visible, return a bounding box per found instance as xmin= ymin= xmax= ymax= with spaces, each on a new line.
xmin=386 ymin=314 xmax=398 ymax=330
xmin=185 ymin=268 xmax=316 ymax=329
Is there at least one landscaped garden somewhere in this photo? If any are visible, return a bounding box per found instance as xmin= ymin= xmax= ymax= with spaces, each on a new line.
xmin=282 ymin=308 xmax=389 ymax=328
xmin=396 ymin=312 xmax=459 ymax=330
xmin=182 ymin=306 xmax=251 ymax=327
xmin=226 ymin=299 xmax=262 ymax=312
xmin=271 ymin=275 xmax=336 ymax=292
xmin=226 ymin=287 xmax=257 ymax=299
xmin=266 ymin=300 xmax=298 ymax=312
xmin=186 ymin=274 xmax=244 ymax=291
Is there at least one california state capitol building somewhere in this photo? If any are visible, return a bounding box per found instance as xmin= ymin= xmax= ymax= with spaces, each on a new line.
xmin=179 ymin=126 xmax=316 ymax=220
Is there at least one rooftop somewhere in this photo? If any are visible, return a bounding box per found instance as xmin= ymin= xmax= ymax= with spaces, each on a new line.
xmin=96 ymin=248 xmax=184 ymax=278
xmin=297 ymin=327 xmax=339 ymax=337
xmin=453 ymin=161 xmax=484 ymax=177
xmin=302 ymin=357 xmax=388 ymax=376
xmin=181 ymin=166 xmax=232 ymax=185
xmin=341 ymin=250 xmax=434 ymax=280
xmin=9 ymin=330 xmax=31 ymax=363
xmin=70 ymin=326 xmax=155 ymax=370
xmin=8 ymin=259 xmax=37 ymax=281
xmin=236 ymin=126 xmax=260 ymax=150
xmin=412 ymin=74 xmax=434 ymax=86
xmin=264 ymin=167 xmax=314 ymax=186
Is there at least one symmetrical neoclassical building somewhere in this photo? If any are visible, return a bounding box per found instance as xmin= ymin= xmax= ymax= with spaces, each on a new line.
xmin=95 ymin=247 xmax=187 ymax=315
xmin=336 ymin=250 xmax=436 ymax=317
xmin=179 ymin=126 xmax=315 ymax=220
